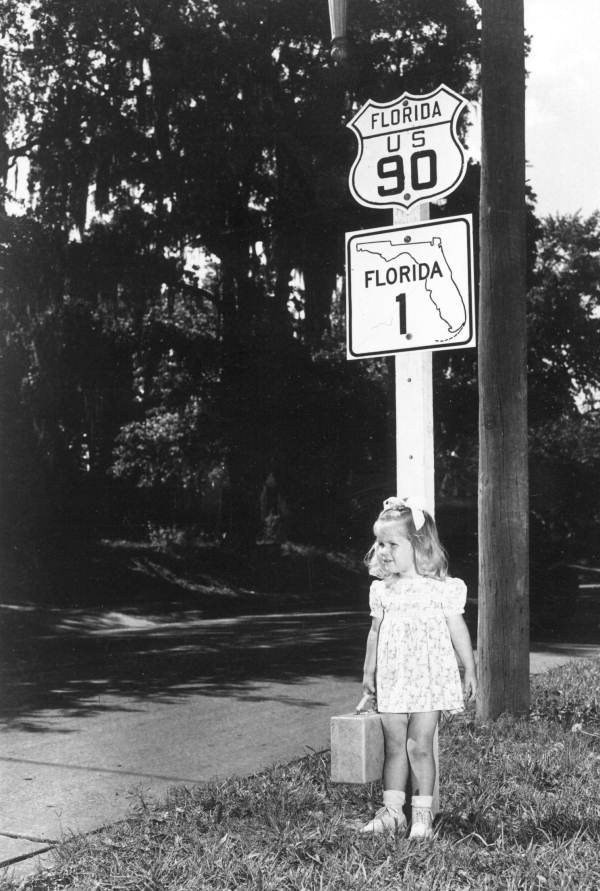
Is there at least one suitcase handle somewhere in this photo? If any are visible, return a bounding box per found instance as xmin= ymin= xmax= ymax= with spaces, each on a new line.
xmin=356 ymin=692 xmax=378 ymax=714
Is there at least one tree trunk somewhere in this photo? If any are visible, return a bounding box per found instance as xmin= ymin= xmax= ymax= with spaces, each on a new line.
xmin=477 ymin=0 xmax=529 ymax=719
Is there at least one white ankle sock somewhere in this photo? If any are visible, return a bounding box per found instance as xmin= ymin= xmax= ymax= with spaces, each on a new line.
xmin=383 ymin=789 xmax=406 ymax=810
xmin=411 ymin=795 xmax=433 ymax=809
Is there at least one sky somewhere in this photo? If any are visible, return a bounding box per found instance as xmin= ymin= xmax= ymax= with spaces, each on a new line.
xmin=523 ymin=0 xmax=600 ymax=218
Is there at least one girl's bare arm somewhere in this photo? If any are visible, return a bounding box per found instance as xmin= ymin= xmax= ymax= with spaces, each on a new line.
xmin=362 ymin=616 xmax=382 ymax=694
xmin=445 ymin=614 xmax=477 ymax=700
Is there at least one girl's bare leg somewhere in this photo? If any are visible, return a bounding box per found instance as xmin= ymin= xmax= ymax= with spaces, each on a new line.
xmin=380 ymin=713 xmax=409 ymax=791
xmin=406 ymin=711 xmax=440 ymax=796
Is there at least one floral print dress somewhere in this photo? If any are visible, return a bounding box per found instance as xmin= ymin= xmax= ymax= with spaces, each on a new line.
xmin=369 ymin=575 xmax=467 ymax=713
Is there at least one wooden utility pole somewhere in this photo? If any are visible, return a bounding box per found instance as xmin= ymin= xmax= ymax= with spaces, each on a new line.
xmin=477 ymin=0 xmax=529 ymax=719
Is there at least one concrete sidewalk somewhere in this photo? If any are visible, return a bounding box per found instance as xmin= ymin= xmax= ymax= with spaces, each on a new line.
xmin=0 ymin=607 xmax=366 ymax=883
xmin=1 ymin=604 xmax=599 ymax=885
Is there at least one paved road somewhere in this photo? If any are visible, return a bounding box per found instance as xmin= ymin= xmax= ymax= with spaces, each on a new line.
xmin=1 ymin=600 xmax=599 ymax=883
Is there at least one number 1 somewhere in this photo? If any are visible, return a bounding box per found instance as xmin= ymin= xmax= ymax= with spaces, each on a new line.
xmin=396 ymin=293 xmax=406 ymax=335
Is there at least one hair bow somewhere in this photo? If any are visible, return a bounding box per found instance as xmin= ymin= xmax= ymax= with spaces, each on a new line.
xmin=382 ymin=495 xmax=427 ymax=531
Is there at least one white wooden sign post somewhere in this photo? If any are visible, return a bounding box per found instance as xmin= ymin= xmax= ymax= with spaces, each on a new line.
xmin=394 ymin=205 xmax=435 ymax=510
xmin=346 ymin=86 xmax=473 ymax=814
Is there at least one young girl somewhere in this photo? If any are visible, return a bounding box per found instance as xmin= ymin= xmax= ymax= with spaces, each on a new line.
xmin=359 ymin=495 xmax=477 ymax=839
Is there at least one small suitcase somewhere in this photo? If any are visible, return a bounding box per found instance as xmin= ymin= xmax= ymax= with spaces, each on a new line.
xmin=330 ymin=698 xmax=440 ymax=815
xmin=330 ymin=704 xmax=384 ymax=784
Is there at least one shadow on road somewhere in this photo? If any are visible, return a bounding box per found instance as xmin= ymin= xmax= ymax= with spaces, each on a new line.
xmin=0 ymin=605 xmax=368 ymax=731
xmin=2 ymin=551 xmax=598 ymax=734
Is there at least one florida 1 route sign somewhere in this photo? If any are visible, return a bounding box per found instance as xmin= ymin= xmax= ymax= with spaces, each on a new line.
xmin=346 ymin=214 xmax=475 ymax=359
xmin=347 ymin=85 xmax=469 ymax=211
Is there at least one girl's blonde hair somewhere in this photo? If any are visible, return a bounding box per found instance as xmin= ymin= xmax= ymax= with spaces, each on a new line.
xmin=364 ymin=503 xmax=448 ymax=579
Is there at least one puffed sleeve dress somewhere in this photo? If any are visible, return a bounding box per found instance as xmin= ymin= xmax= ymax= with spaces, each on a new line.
xmin=369 ymin=575 xmax=467 ymax=713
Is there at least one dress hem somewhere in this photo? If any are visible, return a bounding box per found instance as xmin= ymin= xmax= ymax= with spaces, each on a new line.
xmin=377 ymin=705 xmax=464 ymax=714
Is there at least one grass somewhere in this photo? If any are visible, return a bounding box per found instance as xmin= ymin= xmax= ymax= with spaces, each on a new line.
xmin=4 ymin=658 xmax=600 ymax=891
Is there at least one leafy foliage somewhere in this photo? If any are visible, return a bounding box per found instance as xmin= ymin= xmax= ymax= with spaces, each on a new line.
xmin=0 ymin=0 xmax=480 ymax=554
xmin=527 ymin=213 xmax=600 ymax=558
xmin=1 ymin=1 xmax=599 ymax=567
xmin=529 ymin=212 xmax=600 ymax=418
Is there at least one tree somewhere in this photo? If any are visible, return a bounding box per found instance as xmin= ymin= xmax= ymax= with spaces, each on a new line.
xmin=1 ymin=0 xmax=481 ymax=547
xmin=528 ymin=212 xmax=600 ymax=560
xmin=529 ymin=212 xmax=600 ymax=419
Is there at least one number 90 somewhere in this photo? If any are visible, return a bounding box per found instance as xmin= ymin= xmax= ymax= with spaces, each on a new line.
xmin=377 ymin=150 xmax=438 ymax=197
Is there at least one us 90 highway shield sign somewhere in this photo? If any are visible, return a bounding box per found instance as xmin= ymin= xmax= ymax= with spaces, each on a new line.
xmin=346 ymin=215 xmax=475 ymax=359
xmin=347 ymin=85 xmax=469 ymax=211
